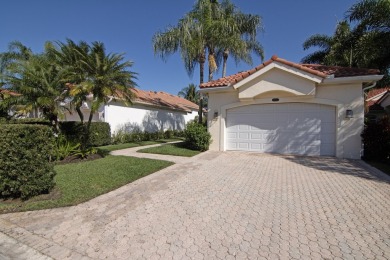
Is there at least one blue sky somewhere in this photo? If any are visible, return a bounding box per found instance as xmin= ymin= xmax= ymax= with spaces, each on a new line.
xmin=2 ymin=0 xmax=356 ymax=95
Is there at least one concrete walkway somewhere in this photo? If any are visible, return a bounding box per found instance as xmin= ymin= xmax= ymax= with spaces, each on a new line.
xmin=0 ymin=145 xmax=390 ymax=259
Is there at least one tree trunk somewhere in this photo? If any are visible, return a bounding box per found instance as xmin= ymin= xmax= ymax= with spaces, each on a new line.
xmin=76 ymin=106 xmax=84 ymax=123
xmin=81 ymin=109 xmax=94 ymax=150
xmin=222 ymin=49 xmax=229 ymax=77
xmin=198 ymin=52 xmax=205 ymax=124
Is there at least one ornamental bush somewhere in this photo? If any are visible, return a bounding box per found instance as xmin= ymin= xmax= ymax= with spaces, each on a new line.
xmin=0 ymin=124 xmax=56 ymax=199
xmin=361 ymin=116 xmax=390 ymax=160
xmin=184 ymin=122 xmax=211 ymax=151
xmin=59 ymin=122 xmax=111 ymax=147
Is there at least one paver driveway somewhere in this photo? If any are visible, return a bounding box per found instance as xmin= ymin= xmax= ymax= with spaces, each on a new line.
xmin=1 ymin=151 xmax=390 ymax=259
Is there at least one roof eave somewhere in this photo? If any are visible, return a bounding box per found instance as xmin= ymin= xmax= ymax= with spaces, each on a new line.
xmin=199 ymin=85 xmax=234 ymax=93
xmin=321 ymin=74 xmax=384 ymax=85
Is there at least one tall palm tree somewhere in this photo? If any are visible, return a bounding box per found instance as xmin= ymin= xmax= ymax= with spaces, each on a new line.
xmin=178 ymin=83 xmax=200 ymax=104
xmin=219 ymin=0 xmax=264 ymax=77
xmin=153 ymin=0 xmax=263 ymax=123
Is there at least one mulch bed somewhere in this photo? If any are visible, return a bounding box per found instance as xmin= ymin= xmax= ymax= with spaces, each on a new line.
xmin=55 ymin=153 xmax=104 ymax=165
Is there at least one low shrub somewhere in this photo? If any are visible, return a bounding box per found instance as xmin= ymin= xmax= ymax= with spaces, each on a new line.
xmin=164 ymin=129 xmax=174 ymax=139
xmin=59 ymin=121 xmax=111 ymax=147
xmin=0 ymin=124 xmax=56 ymax=199
xmin=362 ymin=117 xmax=390 ymax=160
xmin=184 ymin=122 xmax=211 ymax=151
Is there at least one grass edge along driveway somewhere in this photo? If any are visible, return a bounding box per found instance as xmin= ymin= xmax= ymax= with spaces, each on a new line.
xmin=97 ymin=138 xmax=182 ymax=153
xmin=0 ymin=156 xmax=173 ymax=214
xmin=137 ymin=142 xmax=201 ymax=157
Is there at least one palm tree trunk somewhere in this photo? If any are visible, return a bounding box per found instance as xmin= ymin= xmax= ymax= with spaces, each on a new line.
xmin=222 ymin=49 xmax=229 ymax=77
xmin=81 ymin=110 xmax=94 ymax=150
xmin=198 ymin=52 xmax=205 ymax=124
xmin=76 ymin=106 xmax=84 ymax=123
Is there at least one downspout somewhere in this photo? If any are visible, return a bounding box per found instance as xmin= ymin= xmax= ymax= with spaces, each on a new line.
xmin=363 ymin=82 xmax=377 ymax=94
xmin=362 ymin=82 xmax=377 ymax=113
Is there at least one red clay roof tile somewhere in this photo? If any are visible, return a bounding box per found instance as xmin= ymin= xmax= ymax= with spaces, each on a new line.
xmin=200 ymin=55 xmax=381 ymax=89
xmin=366 ymin=87 xmax=390 ymax=107
xmin=131 ymin=88 xmax=198 ymax=112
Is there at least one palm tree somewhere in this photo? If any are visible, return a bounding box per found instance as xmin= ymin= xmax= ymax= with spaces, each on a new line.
xmin=0 ymin=41 xmax=33 ymax=88
xmin=72 ymin=41 xmax=137 ymax=144
xmin=6 ymin=52 xmax=70 ymax=131
xmin=46 ymin=39 xmax=90 ymax=122
xmin=302 ymin=20 xmax=354 ymax=66
xmin=178 ymin=83 xmax=200 ymax=104
xmin=347 ymin=0 xmax=390 ymax=86
xmin=219 ymin=0 xmax=264 ymax=77
xmin=153 ymin=0 xmax=263 ymax=123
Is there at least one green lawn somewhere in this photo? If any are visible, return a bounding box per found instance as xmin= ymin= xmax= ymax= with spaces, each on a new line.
xmin=365 ymin=160 xmax=390 ymax=176
xmin=0 ymin=156 xmax=173 ymax=214
xmin=97 ymin=138 xmax=182 ymax=153
xmin=137 ymin=142 xmax=201 ymax=157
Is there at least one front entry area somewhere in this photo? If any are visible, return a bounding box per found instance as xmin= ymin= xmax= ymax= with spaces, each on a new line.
xmin=226 ymin=103 xmax=336 ymax=156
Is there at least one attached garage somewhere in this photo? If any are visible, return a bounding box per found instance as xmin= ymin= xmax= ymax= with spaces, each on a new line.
xmin=226 ymin=103 xmax=336 ymax=156
xmin=200 ymin=55 xmax=383 ymax=159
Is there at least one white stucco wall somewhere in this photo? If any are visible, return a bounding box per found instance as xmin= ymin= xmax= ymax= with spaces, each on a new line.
xmin=204 ymin=68 xmax=368 ymax=159
xmin=62 ymin=101 xmax=197 ymax=134
xmin=104 ymin=102 xmax=197 ymax=133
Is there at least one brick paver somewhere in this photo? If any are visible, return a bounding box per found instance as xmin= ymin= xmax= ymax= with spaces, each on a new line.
xmin=1 ymin=151 xmax=389 ymax=259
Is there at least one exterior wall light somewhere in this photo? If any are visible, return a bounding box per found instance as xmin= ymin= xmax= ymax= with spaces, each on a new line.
xmin=346 ymin=109 xmax=353 ymax=119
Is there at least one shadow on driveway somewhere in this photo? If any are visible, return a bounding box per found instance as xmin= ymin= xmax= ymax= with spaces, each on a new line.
xmin=282 ymin=155 xmax=390 ymax=184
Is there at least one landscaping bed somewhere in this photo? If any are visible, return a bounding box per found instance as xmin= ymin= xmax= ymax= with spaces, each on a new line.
xmin=0 ymin=156 xmax=173 ymax=213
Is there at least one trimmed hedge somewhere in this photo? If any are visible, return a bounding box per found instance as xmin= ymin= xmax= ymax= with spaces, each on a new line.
xmin=184 ymin=122 xmax=211 ymax=151
xmin=59 ymin=122 xmax=111 ymax=147
xmin=0 ymin=118 xmax=51 ymax=126
xmin=0 ymin=124 xmax=56 ymax=199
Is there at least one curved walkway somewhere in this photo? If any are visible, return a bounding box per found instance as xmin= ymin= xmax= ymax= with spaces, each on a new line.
xmin=0 ymin=146 xmax=390 ymax=259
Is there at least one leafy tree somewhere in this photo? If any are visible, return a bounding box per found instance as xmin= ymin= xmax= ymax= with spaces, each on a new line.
xmin=178 ymin=83 xmax=200 ymax=104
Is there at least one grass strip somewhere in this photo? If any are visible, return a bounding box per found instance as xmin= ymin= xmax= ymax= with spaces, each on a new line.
xmin=0 ymin=156 xmax=173 ymax=213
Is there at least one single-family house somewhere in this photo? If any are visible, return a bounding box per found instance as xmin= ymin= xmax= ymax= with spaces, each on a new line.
xmin=200 ymin=55 xmax=383 ymax=159
xmin=63 ymin=88 xmax=199 ymax=133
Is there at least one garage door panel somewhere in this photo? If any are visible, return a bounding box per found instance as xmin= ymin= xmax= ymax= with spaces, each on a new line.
xmin=251 ymin=133 xmax=262 ymax=140
xmin=227 ymin=103 xmax=336 ymax=156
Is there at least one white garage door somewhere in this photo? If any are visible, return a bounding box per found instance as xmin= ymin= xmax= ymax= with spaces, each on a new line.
xmin=226 ymin=103 xmax=336 ymax=156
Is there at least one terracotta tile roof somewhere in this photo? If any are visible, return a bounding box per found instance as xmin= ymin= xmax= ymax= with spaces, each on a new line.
xmin=200 ymin=55 xmax=381 ymax=89
xmin=65 ymin=84 xmax=199 ymax=113
xmin=131 ymin=88 xmax=198 ymax=113
xmin=366 ymin=87 xmax=390 ymax=107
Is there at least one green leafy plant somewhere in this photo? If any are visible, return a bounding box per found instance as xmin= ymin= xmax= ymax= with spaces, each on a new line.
xmin=54 ymin=135 xmax=81 ymax=161
xmin=0 ymin=124 xmax=56 ymax=200
xmin=184 ymin=122 xmax=211 ymax=151
xmin=361 ymin=116 xmax=390 ymax=160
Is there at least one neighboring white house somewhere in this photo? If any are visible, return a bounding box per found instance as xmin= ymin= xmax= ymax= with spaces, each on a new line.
xmin=200 ymin=55 xmax=383 ymax=159
xmin=63 ymin=88 xmax=199 ymax=133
